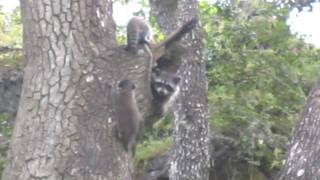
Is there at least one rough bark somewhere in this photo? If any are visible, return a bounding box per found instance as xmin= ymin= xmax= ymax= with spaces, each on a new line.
xmin=150 ymin=0 xmax=210 ymax=179
xmin=3 ymin=0 xmax=153 ymax=179
xmin=277 ymin=83 xmax=320 ymax=180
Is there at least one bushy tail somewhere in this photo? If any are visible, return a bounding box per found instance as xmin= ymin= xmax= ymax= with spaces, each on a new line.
xmin=126 ymin=30 xmax=139 ymax=51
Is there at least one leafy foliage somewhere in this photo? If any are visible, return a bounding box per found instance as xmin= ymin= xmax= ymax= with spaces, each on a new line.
xmin=1 ymin=0 xmax=320 ymax=179
xmin=135 ymin=137 xmax=171 ymax=167
xmin=201 ymin=0 xmax=320 ymax=178
xmin=134 ymin=116 xmax=173 ymax=173
xmin=0 ymin=6 xmax=21 ymax=176
xmin=0 ymin=6 xmax=22 ymax=66
xmin=116 ymin=0 xmax=320 ymax=178
xmin=0 ymin=113 xmax=12 ymax=174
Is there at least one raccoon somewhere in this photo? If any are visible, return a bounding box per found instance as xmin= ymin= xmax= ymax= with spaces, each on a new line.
xmin=151 ymin=68 xmax=181 ymax=116
xmin=126 ymin=16 xmax=154 ymax=52
xmin=149 ymin=18 xmax=198 ymax=112
xmin=115 ymin=79 xmax=142 ymax=152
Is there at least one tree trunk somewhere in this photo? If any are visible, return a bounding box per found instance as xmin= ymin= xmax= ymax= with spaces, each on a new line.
xmin=277 ymin=83 xmax=320 ymax=180
xmin=150 ymin=1 xmax=210 ymax=179
xmin=3 ymin=0 xmax=153 ymax=179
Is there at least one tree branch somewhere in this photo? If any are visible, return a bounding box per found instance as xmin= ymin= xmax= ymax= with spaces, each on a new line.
xmin=0 ymin=46 xmax=22 ymax=53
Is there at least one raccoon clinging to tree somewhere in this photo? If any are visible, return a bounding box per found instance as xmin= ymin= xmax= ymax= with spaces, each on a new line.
xmin=126 ymin=16 xmax=154 ymax=53
xmin=124 ymin=17 xmax=198 ymax=127
xmin=151 ymin=67 xmax=181 ymax=116
xmin=115 ymin=79 xmax=142 ymax=153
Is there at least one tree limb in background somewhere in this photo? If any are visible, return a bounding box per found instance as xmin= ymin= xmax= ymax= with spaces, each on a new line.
xmin=0 ymin=46 xmax=22 ymax=53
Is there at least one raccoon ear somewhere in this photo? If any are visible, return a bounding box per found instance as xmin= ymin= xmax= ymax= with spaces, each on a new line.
xmin=118 ymin=79 xmax=130 ymax=88
xmin=173 ymin=76 xmax=181 ymax=84
xmin=118 ymin=81 xmax=124 ymax=88
xmin=153 ymin=68 xmax=161 ymax=76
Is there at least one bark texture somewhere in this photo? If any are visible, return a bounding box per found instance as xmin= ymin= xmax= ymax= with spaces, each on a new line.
xmin=4 ymin=0 xmax=153 ymax=179
xmin=277 ymin=83 xmax=320 ymax=180
xmin=150 ymin=0 xmax=210 ymax=179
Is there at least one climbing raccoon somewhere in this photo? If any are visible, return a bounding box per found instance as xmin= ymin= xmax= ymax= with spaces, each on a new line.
xmin=126 ymin=17 xmax=154 ymax=52
xmin=151 ymin=68 xmax=181 ymax=116
xmin=115 ymin=79 xmax=142 ymax=152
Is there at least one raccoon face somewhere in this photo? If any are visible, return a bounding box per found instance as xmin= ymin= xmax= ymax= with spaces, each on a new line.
xmin=151 ymin=68 xmax=181 ymax=99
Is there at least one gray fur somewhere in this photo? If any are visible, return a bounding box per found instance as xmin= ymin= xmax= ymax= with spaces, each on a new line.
xmin=116 ymin=80 xmax=142 ymax=152
xmin=151 ymin=68 xmax=181 ymax=115
xmin=126 ymin=17 xmax=154 ymax=51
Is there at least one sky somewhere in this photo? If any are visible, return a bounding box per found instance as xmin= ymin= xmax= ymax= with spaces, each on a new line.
xmin=287 ymin=2 xmax=320 ymax=47
xmin=0 ymin=0 xmax=19 ymax=13
xmin=0 ymin=0 xmax=319 ymax=47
